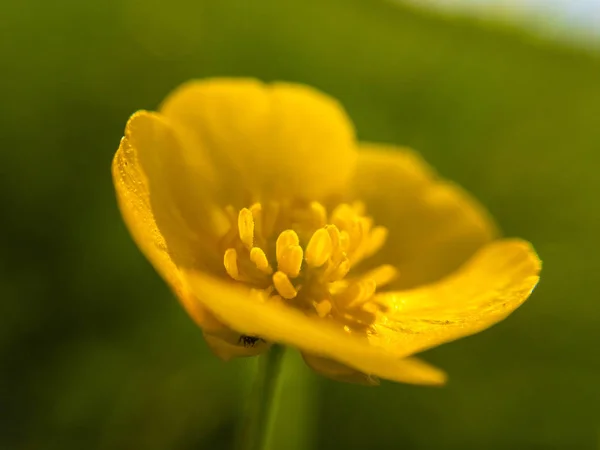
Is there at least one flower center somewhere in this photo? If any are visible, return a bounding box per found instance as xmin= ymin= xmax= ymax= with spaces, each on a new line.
xmin=219 ymin=200 xmax=395 ymax=331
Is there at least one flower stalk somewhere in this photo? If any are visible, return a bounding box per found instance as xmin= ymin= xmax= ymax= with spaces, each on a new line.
xmin=241 ymin=345 xmax=286 ymax=450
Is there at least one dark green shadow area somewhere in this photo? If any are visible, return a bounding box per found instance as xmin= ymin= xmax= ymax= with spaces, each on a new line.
xmin=1 ymin=0 xmax=599 ymax=449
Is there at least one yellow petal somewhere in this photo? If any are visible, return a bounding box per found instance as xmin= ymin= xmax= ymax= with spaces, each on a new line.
xmin=302 ymin=353 xmax=380 ymax=385
xmin=370 ymin=239 xmax=541 ymax=357
xmin=302 ymin=353 xmax=445 ymax=386
xmin=159 ymin=78 xmax=357 ymax=202
xmin=182 ymin=271 xmax=446 ymax=385
xmin=352 ymin=143 xmax=497 ymax=289
xmin=112 ymin=111 xmax=219 ymax=326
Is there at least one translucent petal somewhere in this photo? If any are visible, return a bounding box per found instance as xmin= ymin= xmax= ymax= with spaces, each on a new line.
xmin=302 ymin=353 xmax=380 ymax=385
xmin=369 ymin=239 xmax=541 ymax=357
xmin=182 ymin=271 xmax=447 ymax=385
xmin=112 ymin=111 xmax=220 ymax=326
xmin=352 ymin=144 xmax=498 ymax=289
xmin=302 ymin=352 xmax=444 ymax=386
xmin=159 ymin=78 xmax=357 ymax=203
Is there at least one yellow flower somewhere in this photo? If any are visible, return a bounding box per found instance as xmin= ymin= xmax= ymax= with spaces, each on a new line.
xmin=112 ymin=78 xmax=541 ymax=386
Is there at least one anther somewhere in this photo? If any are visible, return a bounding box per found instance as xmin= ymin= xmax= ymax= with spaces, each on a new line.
xmin=331 ymin=203 xmax=355 ymax=229
xmin=224 ymin=248 xmax=240 ymax=280
xmin=342 ymin=279 xmax=377 ymax=309
xmin=339 ymin=230 xmax=351 ymax=252
xmin=314 ymin=300 xmax=332 ymax=318
xmin=347 ymin=218 xmax=371 ymax=263
xmin=362 ymin=302 xmax=378 ymax=314
xmin=224 ymin=205 xmax=237 ymax=222
xmin=238 ymin=208 xmax=254 ymax=248
xmin=276 ymin=229 xmax=300 ymax=262
xmin=326 ymin=225 xmax=341 ymax=250
xmin=364 ymin=264 xmax=397 ymax=287
xmin=249 ymin=203 xmax=263 ymax=241
xmin=305 ymin=228 xmax=333 ymax=268
xmin=278 ymin=245 xmax=303 ymax=278
xmin=223 ymin=200 xmax=390 ymax=330
xmin=250 ymin=247 xmax=272 ymax=274
xmin=273 ymin=271 xmax=298 ymax=299
xmin=309 ymin=202 xmax=327 ymax=228
xmin=367 ymin=226 xmax=388 ymax=257
xmin=328 ymin=256 xmax=350 ymax=281
xmin=261 ymin=201 xmax=280 ymax=238
xmin=352 ymin=201 xmax=366 ymax=215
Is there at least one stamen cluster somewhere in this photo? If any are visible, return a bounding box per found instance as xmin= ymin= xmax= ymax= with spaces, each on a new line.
xmin=219 ymin=201 xmax=395 ymax=330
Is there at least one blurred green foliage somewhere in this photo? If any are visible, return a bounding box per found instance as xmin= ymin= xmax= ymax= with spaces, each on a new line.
xmin=2 ymin=0 xmax=599 ymax=449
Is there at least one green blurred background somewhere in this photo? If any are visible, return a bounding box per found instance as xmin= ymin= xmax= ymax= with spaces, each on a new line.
xmin=2 ymin=0 xmax=599 ymax=448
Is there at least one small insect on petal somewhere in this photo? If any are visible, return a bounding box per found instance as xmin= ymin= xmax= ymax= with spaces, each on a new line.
xmin=239 ymin=335 xmax=265 ymax=348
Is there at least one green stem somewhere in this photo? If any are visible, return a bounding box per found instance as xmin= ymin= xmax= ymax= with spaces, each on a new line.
xmin=240 ymin=345 xmax=286 ymax=450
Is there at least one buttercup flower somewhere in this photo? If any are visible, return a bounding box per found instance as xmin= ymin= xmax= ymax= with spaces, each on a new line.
xmin=113 ymin=79 xmax=541 ymax=385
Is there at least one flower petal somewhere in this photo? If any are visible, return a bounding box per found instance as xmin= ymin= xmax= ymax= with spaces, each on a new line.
xmin=112 ymin=111 xmax=220 ymax=326
xmin=352 ymin=144 xmax=497 ymax=289
xmin=302 ymin=353 xmax=440 ymax=386
xmin=370 ymin=239 xmax=541 ymax=357
xmin=182 ymin=271 xmax=446 ymax=385
xmin=302 ymin=353 xmax=380 ymax=385
xmin=159 ymin=78 xmax=357 ymax=203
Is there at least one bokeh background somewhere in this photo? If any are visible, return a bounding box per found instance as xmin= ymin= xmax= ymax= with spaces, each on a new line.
xmin=2 ymin=0 xmax=599 ymax=449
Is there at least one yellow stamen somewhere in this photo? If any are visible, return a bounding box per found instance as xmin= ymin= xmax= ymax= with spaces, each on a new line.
xmin=326 ymin=225 xmax=341 ymax=251
xmin=309 ymin=201 xmax=327 ymax=228
xmin=249 ymin=203 xmax=263 ymax=241
xmin=269 ymin=294 xmax=283 ymax=305
xmin=209 ymin=208 xmax=232 ymax=237
xmin=315 ymin=299 xmax=332 ymax=318
xmin=352 ymin=200 xmax=366 ymax=215
xmin=276 ymin=229 xmax=300 ymax=261
xmin=331 ymin=203 xmax=355 ymax=229
xmin=364 ymin=264 xmax=398 ymax=287
xmin=362 ymin=302 xmax=378 ymax=314
xmin=224 ymin=205 xmax=237 ymax=222
xmin=224 ymin=248 xmax=240 ymax=280
xmin=250 ymin=247 xmax=272 ymax=274
xmin=347 ymin=218 xmax=369 ymax=262
xmin=339 ymin=230 xmax=351 ymax=252
xmin=357 ymin=217 xmax=370 ymax=242
xmin=367 ymin=226 xmax=388 ymax=257
xmin=261 ymin=201 xmax=279 ymax=238
xmin=273 ymin=271 xmax=298 ymax=299
xmin=328 ymin=280 xmax=348 ymax=295
xmin=328 ymin=257 xmax=350 ymax=281
xmin=342 ymin=279 xmax=377 ymax=309
xmin=222 ymin=201 xmax=390 ymax=330
xmin=278 ymin=245 xmax=303 ymax=278
xmin=238 ymin=208 xmax=254 ymax=248
xmin=305 ymin=228 xmax=333 ymax=268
